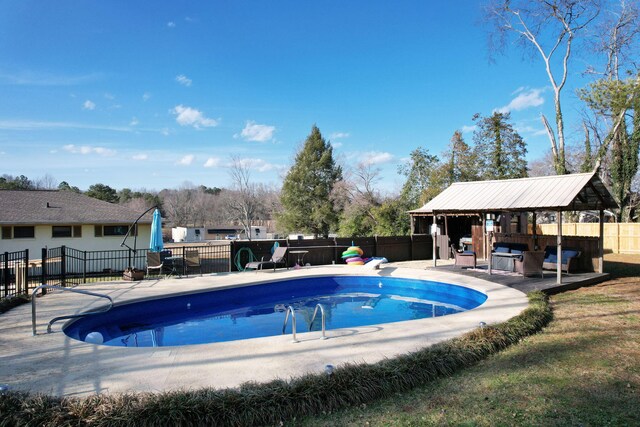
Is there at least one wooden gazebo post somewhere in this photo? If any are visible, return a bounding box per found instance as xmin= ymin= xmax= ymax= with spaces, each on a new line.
xmin=432 ymin=214 xmax=437 ymax=268
xmin=557 ymin=210 xmax=563 ymax=285
xmin=599 ymin=209 xmax=605 ymax=273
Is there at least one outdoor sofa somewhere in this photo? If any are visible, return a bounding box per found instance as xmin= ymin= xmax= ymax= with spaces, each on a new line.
xmin=542 ymin=246 xmax=581 ymax=273
xmin=491 ymin=242 xmax=529 ymax=271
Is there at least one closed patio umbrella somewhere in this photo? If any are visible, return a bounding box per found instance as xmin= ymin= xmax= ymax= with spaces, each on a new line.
xmin=149 ymin=208 xmax=163 ymax=252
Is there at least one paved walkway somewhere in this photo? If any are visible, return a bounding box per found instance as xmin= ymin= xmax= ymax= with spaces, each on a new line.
xmin=1 ymin=266 xmax=527 ymax=397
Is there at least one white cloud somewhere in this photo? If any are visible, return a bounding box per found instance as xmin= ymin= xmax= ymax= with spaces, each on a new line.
xmin=177 ymin=154 xmax=195 ymax=165
xmin=330 ymin=132 xmax=350 ymax=139
xmin=361 ymin=151 xmax=394 ymax=166
xmin=234 ymin=121 xmax=276 ymax=142
xmin=161 ymin=128 xmax=170 ymax=136
xmin=130 ymin=117 xmax=139 ymax=126
xmin=235 ymin=158 xmax=282 ymax=172
xmin=172 ymin=105 xmax=218 ymax=128
xmin=204 ymin=157 xmax=221 ymax=168
xmin=142 ymin=92 xmax=151 ymax=101
xmin=104 ymin=93 xmax=115 ymax=100
xmin=83 ymin=100 xmax=96 ymax=110
xmin=461 ymin=125 xmax=477 ymax=134
xmin=515 ymin=124 xmax=548 ymax=136
xmin=332 ymin=141 xmax=343 ymax=149
xmin=175 ymin=74 xmax=192 ymax=87
xmin=63 ymin=144 xmax=116 ymax=156
xmin=167 ymin=21 xmax=176 ymax=28
xmin=497 ymin=88 xmax=544 ymax=113
xmin=132 ymin=153 xmax=148 ymax=160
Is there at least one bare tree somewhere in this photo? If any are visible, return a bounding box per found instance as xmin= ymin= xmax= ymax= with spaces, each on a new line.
xmin=485 ymin=0 xmax=601 ymax=174
xmin=34 ymin=173 xmax=58 ymax=190
xmin=224 ymin=156 xmax=263 ymax=240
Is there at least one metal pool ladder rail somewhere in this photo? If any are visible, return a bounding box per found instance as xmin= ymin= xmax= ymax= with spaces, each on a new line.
xmin=282 ymin=306 xmax=298 ymax=342
xmin=309 ymin=303 xmax=328 ymax=339
xmin=31 ymin=284 xmax=114 ymax=336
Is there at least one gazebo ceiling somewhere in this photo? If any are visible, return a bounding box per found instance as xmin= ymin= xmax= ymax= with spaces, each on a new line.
xmin=409 ymin=172 xmax=619 ymax=216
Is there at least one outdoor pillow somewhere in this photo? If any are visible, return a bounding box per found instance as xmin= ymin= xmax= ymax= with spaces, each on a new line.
xmin=562 ymin=249 xmax=579 ymax=264
xmin=495 ymin=246 xmax=510 ymax=253
xmin=510 ymin=249 xmax=523 ymax=255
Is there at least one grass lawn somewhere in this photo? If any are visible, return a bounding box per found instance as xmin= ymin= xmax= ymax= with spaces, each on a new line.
xmin=297 ymin=253 xmax=640 ymax=426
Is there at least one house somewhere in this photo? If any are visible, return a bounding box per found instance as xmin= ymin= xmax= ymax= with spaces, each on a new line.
xmin=0 ymin=190 xmax=152 ymax=256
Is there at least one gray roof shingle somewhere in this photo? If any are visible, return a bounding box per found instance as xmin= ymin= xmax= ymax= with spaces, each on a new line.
xmin=0 ymin=190 xmax=153 ymax=225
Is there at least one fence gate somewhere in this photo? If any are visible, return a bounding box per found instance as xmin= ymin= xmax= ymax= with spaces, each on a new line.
xmin=0 ymin=249 xmax=29 ymax=300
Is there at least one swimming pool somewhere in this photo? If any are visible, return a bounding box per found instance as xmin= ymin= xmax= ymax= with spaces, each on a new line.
xmin=64 ymin=275 xmax=487 ymax=347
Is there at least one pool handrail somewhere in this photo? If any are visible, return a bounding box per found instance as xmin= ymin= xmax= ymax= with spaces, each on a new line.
xmin=309 ymin=303 xmax=327 ymax=339
xmin=281 ymin=306 xmax=298 ymax=343
xmin=31 ymin=284 xmax=114 ymax=336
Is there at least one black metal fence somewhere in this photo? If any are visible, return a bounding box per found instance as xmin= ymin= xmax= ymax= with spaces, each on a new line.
xmin=1 ymin=235 xmax=448 ymax=301
xmin=0 ymin=244 xmax=232 ymax=301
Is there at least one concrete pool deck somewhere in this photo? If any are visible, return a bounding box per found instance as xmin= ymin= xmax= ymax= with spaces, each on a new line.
xmin=0 ymin=265 xmax=528 ymax=397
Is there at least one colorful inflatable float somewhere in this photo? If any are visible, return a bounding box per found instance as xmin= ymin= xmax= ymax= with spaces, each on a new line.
xmin=342 ymin=246 xmax=365 ymax=265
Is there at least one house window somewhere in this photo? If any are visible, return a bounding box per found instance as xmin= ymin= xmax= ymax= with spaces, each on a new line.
xmin=94 ymin=225 xmax=103 ymax=237
xmin=13 ymin=226 xmax=35 ymax=239
xmin=103 ymin=225 xmax=130 ymax=236
xmin=52 ymin=226 xmax=81 ymax=238
xmin=1 ymin=226 xmax=11 ymax=239
xmin=52 ymin=226 xmax=72 ymax=238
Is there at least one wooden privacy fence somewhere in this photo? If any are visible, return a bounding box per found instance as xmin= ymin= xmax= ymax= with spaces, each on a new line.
xmin=230 ymin=234 xmax=449 ymax=271
xmin=534 ymin=223 xmax=640 ymax=255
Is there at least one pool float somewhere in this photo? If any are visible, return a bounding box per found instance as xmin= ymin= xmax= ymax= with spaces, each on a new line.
xmin=341 ymin=250 xmax=360 ymax=259
xmin=347 ymin=246 xmax=364 ymax=255
xmin=341 ymin=245 xmax=365 ymax=265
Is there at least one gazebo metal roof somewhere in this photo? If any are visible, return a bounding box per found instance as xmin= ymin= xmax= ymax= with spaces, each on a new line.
xmin=409 ymin=172 xmax=618 ymax=215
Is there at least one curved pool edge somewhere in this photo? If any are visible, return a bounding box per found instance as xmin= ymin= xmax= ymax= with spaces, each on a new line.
xmin=1 ymin=266 xmax=528 ymax=397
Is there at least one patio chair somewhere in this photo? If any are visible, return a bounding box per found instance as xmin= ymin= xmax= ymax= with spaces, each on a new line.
xmin=185 ymin=249 xmax=202 ymax=276
xmin=245 ymin=246 xmax=288 ymax=271
xmin=514 ymin=251 xmax=545 ymax=278
xmin=146 ymin=252 xmax=164 ymax=276
xmin=451 ymin=244 xmax=476 ymax=269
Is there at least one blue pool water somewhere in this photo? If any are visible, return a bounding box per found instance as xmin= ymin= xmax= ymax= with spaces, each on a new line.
xmin=64 ymin=276 xmax=487 ymax=347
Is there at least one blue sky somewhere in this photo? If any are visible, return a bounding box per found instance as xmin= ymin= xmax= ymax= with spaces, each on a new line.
xmin=0 ymin=1 xmax=597 ymax=192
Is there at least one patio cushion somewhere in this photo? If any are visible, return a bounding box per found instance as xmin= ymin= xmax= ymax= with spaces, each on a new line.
xmin=495 ymin=246 xmax=510 ymax=253
xmin=510 ymin=249 xmax=523 ymax=255
xmin=561 ymin=249 xmax=579 ymax=264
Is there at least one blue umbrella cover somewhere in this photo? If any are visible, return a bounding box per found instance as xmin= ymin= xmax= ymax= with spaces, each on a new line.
xmin=149 ymin=208 xmax=164 ymax=252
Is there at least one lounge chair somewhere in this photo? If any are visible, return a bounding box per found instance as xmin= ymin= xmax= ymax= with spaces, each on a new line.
xmin=514 ymin=251 xmax=545 ymax=278
xmin=451 ymin=244 xmax=476 ymax=269
xmin=185 ymin=250 xmax=202 ymax=276
xmin=245 ymin=246 xmax=288 ymax=271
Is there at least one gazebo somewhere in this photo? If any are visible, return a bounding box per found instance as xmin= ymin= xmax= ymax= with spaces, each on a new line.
xmin=409 ymin=172 xmax=619 ymax=284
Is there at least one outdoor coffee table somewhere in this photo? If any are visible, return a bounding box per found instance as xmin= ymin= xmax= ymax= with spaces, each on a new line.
xmin=491 ymin=252 xmax=521 ymax=272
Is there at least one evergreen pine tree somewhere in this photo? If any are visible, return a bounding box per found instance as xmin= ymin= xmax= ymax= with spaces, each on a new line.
xmin=279 ymin=126 xmax=343 ymax=238
xmin=472 ymin=112 xmax=528 ymax=180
